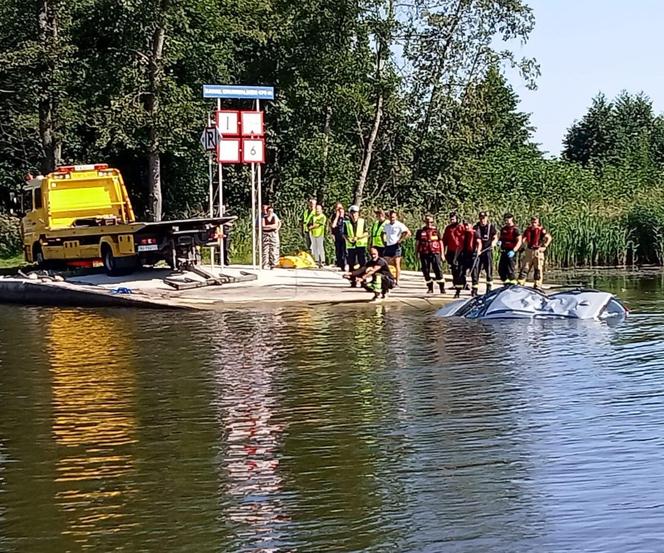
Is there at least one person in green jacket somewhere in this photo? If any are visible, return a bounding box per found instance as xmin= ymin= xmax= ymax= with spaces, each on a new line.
xmin=344 ymin=205 xmax=368 ymax=273
xmin=309 ymin=204 xmax=327 ymax=267
xmin=369 ymin=208 xmax=387 ymax=256
xmin=301 ymin=198 xmax=316 ymax=250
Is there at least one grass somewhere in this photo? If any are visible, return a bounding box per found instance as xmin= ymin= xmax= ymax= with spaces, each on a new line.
xmin=226 ymin=194 xmax=664 ymax=270
xmin=0 ymin=254 xmax=24 ymax=269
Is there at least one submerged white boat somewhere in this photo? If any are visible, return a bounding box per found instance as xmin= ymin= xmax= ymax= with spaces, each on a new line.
xmin=437 ymin=286 xmax=628 ymax=320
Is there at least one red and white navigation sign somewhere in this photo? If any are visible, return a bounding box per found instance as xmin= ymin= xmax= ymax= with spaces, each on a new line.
xmin=240 ymin=111 xmax=265 ymax=136
xmin=213 ymin=109 xmax=266 ymax=164
xmin=217 ymin=138 xmax=241 ymax=163
xmin=242 ymin=138 xmax=265 ymax=163
xmin=215 ymin=110 xmax=240 ymax=136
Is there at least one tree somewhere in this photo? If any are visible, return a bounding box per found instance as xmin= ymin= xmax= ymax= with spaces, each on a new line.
xmin=0 ymin=0 xmax=79 ymax=179
xmin=563 ymin=91 xmax=663 ymax=172
xmin=404 ymin=0 xmax=539 ymax=181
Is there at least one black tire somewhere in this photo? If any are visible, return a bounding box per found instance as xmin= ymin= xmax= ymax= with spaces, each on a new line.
xmin=102 ymin=245 xmax=137 ymax=276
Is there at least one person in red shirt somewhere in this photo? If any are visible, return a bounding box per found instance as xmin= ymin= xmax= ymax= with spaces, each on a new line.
xmin=518 ymin=216 xmax=552 ymax=289
xmin=415 ymin=214 xmax=445 ymax=294
xmin=498 ymin=213 xmax=523 ymax=285
xmin=442 ymin=212 xmax=467 ymax=298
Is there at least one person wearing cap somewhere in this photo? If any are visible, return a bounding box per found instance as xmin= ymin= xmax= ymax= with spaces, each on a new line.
xmin=330 ymin=202 xmax=347 ymax=270
xmin=518 ymin=216 xmax=552 ymax=289
xmin=369 ymin=208 xmax=387 ymax=257
xmin=344 ymin=205 xmax=368 ymax=274
xmin=301 ymin=198 xmax=316 ymax=250
xmin=382 ymin=210 xmax=411 ymax=283
xmin=472 ymin=211 xmax=498 ymax=293
xmin=498 ymin=213 xmax=523 ymax=285
xmin=442 ymin=211 xmax=467 ymax=298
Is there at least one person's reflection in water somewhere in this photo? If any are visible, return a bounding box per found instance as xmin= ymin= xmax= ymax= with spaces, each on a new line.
xmin=210 ymin=311 xmax=290 ymax=552
xmin=46 ymin=310 xmax=138 ymax=549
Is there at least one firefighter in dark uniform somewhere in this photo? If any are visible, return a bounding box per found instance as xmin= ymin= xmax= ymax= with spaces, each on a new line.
xmin=472 ymin=211 xmax=498 ymax=293
xmin=463 ymin=221 xmax=482 ymax=296
xmin=518 ymin=216 xmax=552 ymax=288
xmin=442 ymin=212 xmax=467 ymax=298
xmin=498 ymin=213 xmax=523 ymax=285
xmin=415 ymin=214 xmax=446 ymax=294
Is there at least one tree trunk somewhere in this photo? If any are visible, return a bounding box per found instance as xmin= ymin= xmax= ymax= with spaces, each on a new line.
xmin=413 ymin=0 xmax=468 ymax=175
xmin=146 ymin=2 xmax=168 ymax=221
xmin=353 ymin=0 xmax=393 ymax=207
xmin=148 ymin=139 xmax=162 ymax=222
xmin=354 ymin=94 xmax=383 ymax=207
xmin=37 ymin=0 xmax=62 ymax=173
xmin=321 ymin=105 xmax=332 ymax=202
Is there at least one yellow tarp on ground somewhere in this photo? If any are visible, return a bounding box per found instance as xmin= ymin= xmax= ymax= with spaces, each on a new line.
xmin=277 ymin=251 xmax=317 ymax=269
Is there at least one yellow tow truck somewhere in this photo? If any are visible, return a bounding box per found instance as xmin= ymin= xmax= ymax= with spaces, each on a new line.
xmin=21 ymin=164 xmax=233 ymax=275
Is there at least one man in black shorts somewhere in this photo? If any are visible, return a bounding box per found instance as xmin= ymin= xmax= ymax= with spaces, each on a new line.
xmin=382 ymin=210 xmax=411 ymax=283
xmin=472 ymin=211 xmax=498 ymax=293
xmin=343 ymin=246 xmax=395 ymax=301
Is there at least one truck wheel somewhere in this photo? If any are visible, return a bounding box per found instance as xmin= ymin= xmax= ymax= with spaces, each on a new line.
xmin=102 ymin=246 xmax=137 ymax=276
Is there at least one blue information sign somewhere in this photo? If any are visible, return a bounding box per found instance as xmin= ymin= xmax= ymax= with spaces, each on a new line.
xmin=203 ymin=84 xmax=275 ymax=100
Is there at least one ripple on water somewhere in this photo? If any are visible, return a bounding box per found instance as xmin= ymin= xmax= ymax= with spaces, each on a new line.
xmin=0 ymin=289 xmax=663 ymax=551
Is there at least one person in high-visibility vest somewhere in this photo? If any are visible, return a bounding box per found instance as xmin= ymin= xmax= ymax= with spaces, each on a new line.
xmin=369 ymin=208 xmax=387 ymax=256
xmin=301 ymin=198 xmax=316 ymax=250
xmin=309 ymin=204 xmax=327 ymax=268
xmin=344 ymin=205 xmax=368 ymax=276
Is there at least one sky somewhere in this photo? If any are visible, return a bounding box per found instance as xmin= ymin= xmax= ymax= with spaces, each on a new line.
xmin=507 ymin=0 xmax=663 ymax=156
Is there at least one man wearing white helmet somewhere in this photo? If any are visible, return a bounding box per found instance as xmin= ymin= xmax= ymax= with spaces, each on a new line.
xmin=344 ymin=205 xmax=368 ymax=276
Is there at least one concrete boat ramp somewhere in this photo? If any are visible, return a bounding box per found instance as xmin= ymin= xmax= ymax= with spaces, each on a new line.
xmin=0 ymin=265 xmax=476 ymax=310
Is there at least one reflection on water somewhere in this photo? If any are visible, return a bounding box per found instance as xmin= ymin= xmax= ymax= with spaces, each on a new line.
xmin=1 ymin=274 xmax=664 ymax=552
xmin=46 ymin=310 xmax=138 ymax=545
xmin=210 ymin=311 xmax=289 ymax=552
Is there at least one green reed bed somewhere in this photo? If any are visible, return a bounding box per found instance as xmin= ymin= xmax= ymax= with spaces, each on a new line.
xmin=219 ymin=195 xmax=664 ymax=270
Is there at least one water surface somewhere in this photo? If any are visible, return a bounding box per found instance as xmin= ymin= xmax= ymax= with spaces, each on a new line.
xmin=1 ymin=273 xmax=664 ymax=552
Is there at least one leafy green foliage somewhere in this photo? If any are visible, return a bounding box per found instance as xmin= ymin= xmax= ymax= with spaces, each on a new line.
xmin=3 ymin=2 xmax=664 ymax=268
xmin=0 ymin=215 xmax=22 ymax=257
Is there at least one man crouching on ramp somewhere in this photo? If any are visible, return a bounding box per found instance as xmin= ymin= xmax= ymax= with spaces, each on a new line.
xmin=343 ymin=246 xmax=396 ymax=301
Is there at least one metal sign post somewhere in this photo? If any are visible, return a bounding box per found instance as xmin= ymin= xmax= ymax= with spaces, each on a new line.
xmin=207 ymin=113 xmax=215 ymax=266
xmin=255 ymin=99 xmax=263 ymax=270
xmin=250 ymin=163 xmax=257 ymax=269
xmin=202 ymin=84 xmax=273 ymax=272
xmin=216 ymin=99 xmax=225 ymax=268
